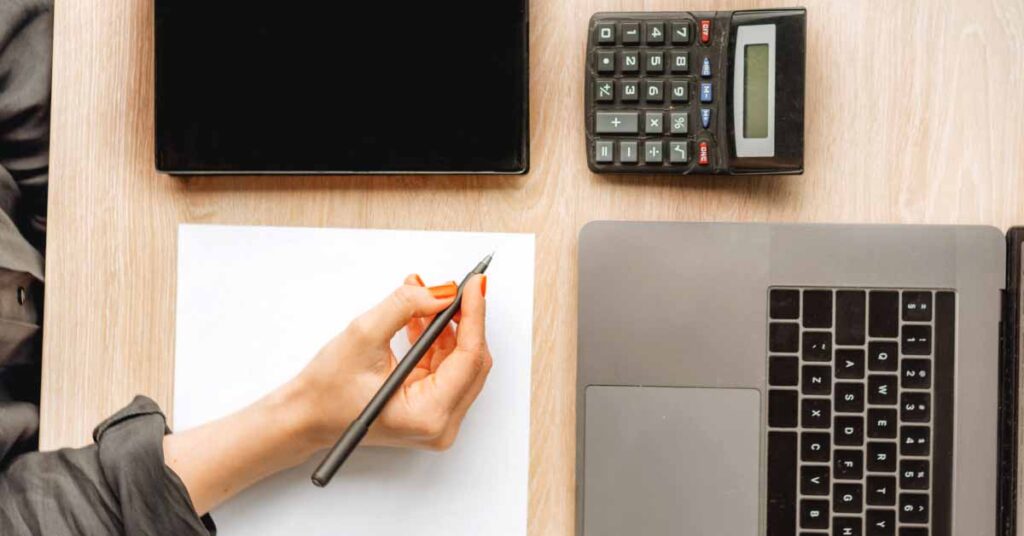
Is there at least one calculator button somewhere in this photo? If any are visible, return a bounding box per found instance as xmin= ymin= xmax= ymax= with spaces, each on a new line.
xmin=594 ymin=80 xmax=614 ymax=102
xmin=670 ymin=80 xmax=688 ymax=102
xmin=669 ymin=50 xmax=689 ymax=73
xmin=700 ymin=108 xmax=712 ymax=129
xmin=594 ymin=141 xmax=614 ymax=163
xmin=645 ymin=80 xmax=664 ymax=102
xmin=595 ymin=112 xmax=639 ymax=134
xmin=620 ymin=80 xmax=639 ymax=102
xmin=596 ymin=50 xmax=616 ymax=73
xmin=621 ymin=50 xmax=640 ymax=73
xmin=595 ymin=23 xmax=617 ymax=45
xmin=645 ymin=22 xmax=665 ymax=45
xmin=644 ymin=50 xmax=664 ymax=73
xmin=644 ymin=112 xmax=663 ymax=134
xmin=669 ymin=112 xmax=689 ymax=135
xmin=699 ymin=82 xmax=713 ymax=103
xmin=670 ymin=21 xmax=692 ymax=44
xmin=669 ymin=141 xmax=689 ymax=164
xmin=701 ymin=56 xmax=712 ymax=77
xmin=619 ymin=140 xmax=638 ymax=163
xmin=644 ymin=141 xmax=663 ymax=164
xmin=699 ymin=19 xmax=712 ymax=44
xmin=621 ymin=22 xmax=640 ymax=44
xmin=698 ymin=141 xmax=710 ymax=165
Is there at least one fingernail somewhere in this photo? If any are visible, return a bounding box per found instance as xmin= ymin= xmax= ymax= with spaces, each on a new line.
xmin=480 ymin=275 xmax=487 ymax=297
xmin=413 ymin=274 xmax=425 ymax=286
xmin=428 ymin=282 xmax=458 ymax=299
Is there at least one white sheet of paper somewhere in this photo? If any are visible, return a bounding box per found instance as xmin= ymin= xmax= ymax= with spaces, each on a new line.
xmin=173 ymin=224 xmax=534 ymax=536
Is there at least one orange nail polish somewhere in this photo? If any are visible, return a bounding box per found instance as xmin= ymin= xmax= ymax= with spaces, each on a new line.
xmin=413 ymin=274 xmax=425 ymax=286
xmin=428 ymin=282 xmax=458 ymax=299
xmin=481 ymin=275 xmax=487 ymax=297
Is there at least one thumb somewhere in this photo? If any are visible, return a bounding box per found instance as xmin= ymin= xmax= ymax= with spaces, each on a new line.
xmin=350 ymin=278 xmax=456 ymax=346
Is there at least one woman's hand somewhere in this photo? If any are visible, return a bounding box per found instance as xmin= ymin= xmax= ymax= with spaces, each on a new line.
xmin=294 ymin=273 xmax=492 ymax=451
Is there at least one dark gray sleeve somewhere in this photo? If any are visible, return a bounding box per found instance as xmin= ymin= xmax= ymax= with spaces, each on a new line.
xmin=0 ymin=396 xmax=216 ymax=536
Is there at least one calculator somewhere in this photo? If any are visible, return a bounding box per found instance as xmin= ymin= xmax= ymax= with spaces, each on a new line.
xmin=584 ymin=9 xmax=806 ymax=175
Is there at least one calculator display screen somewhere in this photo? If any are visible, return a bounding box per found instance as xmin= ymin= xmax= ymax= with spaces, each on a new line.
xmin=743 ymin=44 xmax=770 ymax=139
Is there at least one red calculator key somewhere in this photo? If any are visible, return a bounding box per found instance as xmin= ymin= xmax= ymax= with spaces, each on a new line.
xmin=700 ymin=19 xmax=712 ymax=44
xmin=698 ymin=141 xmax=709 ymax=165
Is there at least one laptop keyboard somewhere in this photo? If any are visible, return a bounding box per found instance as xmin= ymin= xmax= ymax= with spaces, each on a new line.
xmin=766 ymin=288 xmax=955 ymax=536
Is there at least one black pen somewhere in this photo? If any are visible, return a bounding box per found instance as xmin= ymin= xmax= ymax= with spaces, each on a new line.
xmin=311 ymin=253 xmax=493 ymax=487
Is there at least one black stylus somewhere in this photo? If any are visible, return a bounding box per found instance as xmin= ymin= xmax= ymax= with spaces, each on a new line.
xmin=311 ymin=253 xmax=493 ymax=487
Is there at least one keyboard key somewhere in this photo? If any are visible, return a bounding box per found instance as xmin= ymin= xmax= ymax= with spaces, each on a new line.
xmin=901 ymin=359 xmax=931 ymax=389
xmin=699 ymin=82 xmax=713 ymax=103
xmin=645 ymin=79 xmax=664 ymax=102
xmin=866 ymin=509 xmax=895 ymax=536
xmin=644 ymin=112 xmax=663 ymax=134
xmin=801 ymin=465 xmax=829 ymax=495
xmin=618 ymin=141 xmax=638 ymax=164
xmin=834 ymin=382 xmax=864 ymax=413
xmin=698 ymin=141 xmax=709 ymax=165
xmin=802 ymin=331 xmax=832 ymax=362
xmin=644 ymin=50 xmax=664 ymax=73
xmin=645 ymin=21 xmax=665 ymax=45
xmin=620 ymin=22 xmax=640 ymax=44
xmin=803 ymin=290 xmax=832 ymax=328
xmin=801 ymin=398 xmax=831 ymax=428
xmin=901 ymin=325 xmax=931 ymax=355
xmin=836 ymin=290 xmax=866 ymax=345
xmin=770 ymin=389 xmax=798 ymax=428
xmin=701 ymin=56 xmax=712 ymax=77
xmin=595 ymin=22 xmax=616 ymax=44
xmin=833 ymin=483 xmax=863 ymax=513
xmin=899 ymin=528 xmax=928 ymax=536
xmin=595 ymin=112 xmax=638 ymax=134
xmin=620 ymin=80 xmax=639 ymax=102
xmin=869 ymin=291 xmax=899 ymax=338
xmin=898 ymin=493 xmax=928 ymax=524
xmin=868 ymin=375 xmax=898 ymax=405
xmin=643 ymin=141 xmax=663 ymax=164
xmin=699 ymin=19 xmax=711 ymax=44
xmin=899 ymin=459 xmax=930 ymax=490
xmin=595 ymin=80 xmax=614 ymax=102
xmin=866 ymin=476 xmax=897 ymax=506
xmin=767 ymin=431 xmax=798 ymax=535
xmin=669 ymin=50 xmax=689 ymax=73
xmin=868 ymin=341 xmax=898 ymax=372
xmin=800 ymin=499 xmax=829 ymax=530
xmin=802 ymin=365 xmax=832 ymax=395
xmin=668 ymin=141 xmax=689 ymax=164
xmin=900 ymin=392 xmax=930 ymax=422
xmin=770 ymin=323 xmax=799 ymax=352
xmin=669 ymin=80 xmax=688 ymax=102
xmin=700 ymin=107 xmax=712 ymax=129
xmin=835 ymin=415 xmax=864 ymax=446
xmin=596 ymin=50 xmax=616 ymax=73
xmin=867 ymin=408 xmax=897 ymax=439
xmin=900 ymin=426 xmax=930 ymax=456
xmin=902 ymin=291 xmax=932 ymax=321
xmin=621 ymin=50 xmax=640 ymax=73
xmin=670 ymin=21 xmax=691 ymax=44
xmin=866 ymin=442 xmax=897 ymax=472
xmin=594 ymin=141 xmax=614 ymax=163
xmin=801 ymin=432 xmax=831 ymax=463
xmin=834 ymin=449 xmax=863 ymax=480
xmin=835 ymin=349 xmax=865 ymax=379
xmin=669 ymin=112 xmax=689 ymax=135
xmin=834 ymin=516 xmax=863 ymax=536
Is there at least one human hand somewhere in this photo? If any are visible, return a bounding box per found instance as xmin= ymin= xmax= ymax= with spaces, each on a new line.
xmin=293 ymin=273 xmax=491 ymax=451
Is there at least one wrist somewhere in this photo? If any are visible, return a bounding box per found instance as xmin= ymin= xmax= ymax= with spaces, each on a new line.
xmin=263 ymin=377 xmax=332 ymax=458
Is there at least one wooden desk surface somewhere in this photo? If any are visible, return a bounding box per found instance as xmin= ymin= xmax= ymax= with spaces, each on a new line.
xmin=44 ymin=0 xmax=1024 ymax=533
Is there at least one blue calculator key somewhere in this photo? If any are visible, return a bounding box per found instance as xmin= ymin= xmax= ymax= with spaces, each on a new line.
xmin=699 ymin=83 xmax=713 ymax=103
xmin=701 ymin=57 xmax=712 ymax=78
xmin=700 ymin=108 xmax=712 ymax=129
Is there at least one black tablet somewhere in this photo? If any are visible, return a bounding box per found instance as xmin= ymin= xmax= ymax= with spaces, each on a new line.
xmin=154 ymin=2 xmax=529 ymax=174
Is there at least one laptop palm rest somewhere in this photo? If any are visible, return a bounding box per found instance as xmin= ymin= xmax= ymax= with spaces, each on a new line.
xmin=583 ymin=386 xmax=761 ymax=536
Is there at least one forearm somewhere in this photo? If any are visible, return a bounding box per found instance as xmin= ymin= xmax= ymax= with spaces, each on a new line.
xmin=163 ymin=379 xmax=324 ymax=515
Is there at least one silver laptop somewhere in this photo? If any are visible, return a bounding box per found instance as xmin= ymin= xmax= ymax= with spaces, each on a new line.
xmin=576 ymin=222 xmax=1022 ymax=536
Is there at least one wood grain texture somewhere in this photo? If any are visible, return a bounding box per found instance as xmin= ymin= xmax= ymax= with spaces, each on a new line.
xmin=43 ymin=0 xmax=1024 ymax=533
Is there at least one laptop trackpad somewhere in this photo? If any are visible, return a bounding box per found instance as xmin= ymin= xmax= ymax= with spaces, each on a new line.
xmin=584 ymin=386 xmax=761 ymax=536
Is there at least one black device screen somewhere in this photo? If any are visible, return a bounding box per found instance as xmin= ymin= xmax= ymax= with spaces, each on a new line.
xmin=155 ymin=2 xmax=529 ymax=174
